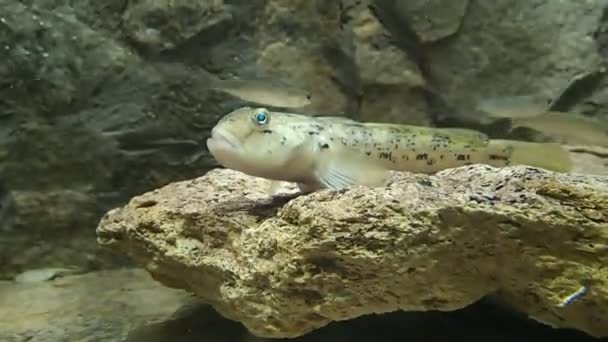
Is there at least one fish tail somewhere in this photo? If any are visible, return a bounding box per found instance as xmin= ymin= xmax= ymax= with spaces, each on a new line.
xmin=488 ymin=139 xmax=573 ymax=172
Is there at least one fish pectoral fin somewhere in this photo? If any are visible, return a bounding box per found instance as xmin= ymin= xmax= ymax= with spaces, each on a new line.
xmin=315 ymin=164 xmax=356 ymax=190
xmin=313 ymin=143 xmax=390 ymax=190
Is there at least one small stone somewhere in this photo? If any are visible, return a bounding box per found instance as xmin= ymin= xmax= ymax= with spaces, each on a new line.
xmin=14 ymin=267 xmax=78 ymax=283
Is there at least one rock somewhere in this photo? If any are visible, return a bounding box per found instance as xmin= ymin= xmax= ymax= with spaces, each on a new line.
xmin=254 ymin=1 xmax=430 ymax=123
xmin=13 ymin=267 xmax=80 ymax=283
xmin=348 ymin=3 xmax=426 ymax=86
xmin=348 ymin=2 xmax=431 ymax=125
xmin=122 ymin=0 xmax=231 ymax=53
xmin=0 ymin=0 xmax=141 ymax=276
xmin=393 ymin=0 xmax=469 ymax=43
xmin=0 ymin=1 xmax=136 ymax=118
xmin=424 ymin=0 xmax=607 ymax=123
xmin=0 ymin=2 xmax=242 ymax=278
xmin=253 ymin=1 xmax=355 ymax=116
xmin=0 ymin=268 xmax=191 ymax=341
xmin=96 ymin=165 xmax=608 ymax=339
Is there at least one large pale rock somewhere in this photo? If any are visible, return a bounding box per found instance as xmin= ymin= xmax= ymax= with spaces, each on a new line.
xmin=96 ymin=166 xmax=608 ymax=339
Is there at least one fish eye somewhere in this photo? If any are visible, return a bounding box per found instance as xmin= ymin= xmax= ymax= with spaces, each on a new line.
xmin=252 ymin=108 xmax=269 ymax=126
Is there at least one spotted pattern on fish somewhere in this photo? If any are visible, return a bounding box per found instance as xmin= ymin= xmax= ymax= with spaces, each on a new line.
xmin=290 ymin=118 xmax=505 ymax=174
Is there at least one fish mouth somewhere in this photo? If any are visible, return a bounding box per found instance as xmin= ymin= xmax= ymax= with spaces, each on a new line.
xmin=206 ymin=127 xmax=240 ymax=154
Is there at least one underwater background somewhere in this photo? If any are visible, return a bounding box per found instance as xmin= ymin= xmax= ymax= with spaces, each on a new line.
xmin=1 ymin=0 xmax=608 ymax=341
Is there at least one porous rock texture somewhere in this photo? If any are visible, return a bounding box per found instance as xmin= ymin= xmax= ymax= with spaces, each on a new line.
xmin=96 ymin=165 xmax=608 ymax=339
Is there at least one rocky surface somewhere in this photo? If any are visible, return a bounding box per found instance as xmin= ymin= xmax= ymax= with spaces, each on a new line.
xmin=2 ymin=0 xmax=608 ymax=277
xmin=96 ymin=165 xmax=608 ymax=338
xmin=423 ymin=1 xmax=607 ymax=120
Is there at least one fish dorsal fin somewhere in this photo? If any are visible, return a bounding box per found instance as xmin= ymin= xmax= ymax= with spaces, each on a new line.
xmin=310 ymin=135 xmax=390 ymax=190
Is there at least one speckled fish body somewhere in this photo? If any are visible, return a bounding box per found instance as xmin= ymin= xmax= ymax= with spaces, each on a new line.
xmin=206 ymin=107 xmax=572 ymax=192
xmin=312 ymin=119 xmax=498 ymax=174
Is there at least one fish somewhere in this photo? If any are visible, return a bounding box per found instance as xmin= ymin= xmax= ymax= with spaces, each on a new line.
xmin=511 ymin=111 xmax=608 ymax=147
xmin=476 ymin=94 xmax=554 ymax=118
xmin=206 ymin=107 xmax=573 ymax=193
xmin=208 ymin=78 xmax=312 ymax=109
xmin=476 ymin=70 xmax=599 ymax=119
xmin=477 ymin=94 xmax=608 ymax=147
xmin=153 ymin=62 xmax=312 ymax=109
xmin=478 ymin=68 xmax=608 ymax=118
xmin=14 ymin=267 xmax=80 ymax=284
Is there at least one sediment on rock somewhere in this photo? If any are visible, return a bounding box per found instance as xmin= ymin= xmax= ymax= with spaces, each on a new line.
xmin=96 ymin=165 xmax=608 ymax=339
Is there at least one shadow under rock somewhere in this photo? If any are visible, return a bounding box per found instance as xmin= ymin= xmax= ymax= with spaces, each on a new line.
xmin=125 ymin=297 xmax=606 ymax=342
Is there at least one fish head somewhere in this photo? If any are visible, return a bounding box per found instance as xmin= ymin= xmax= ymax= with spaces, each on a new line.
xmin=206 ymin=107 xmax=310 ymax=179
